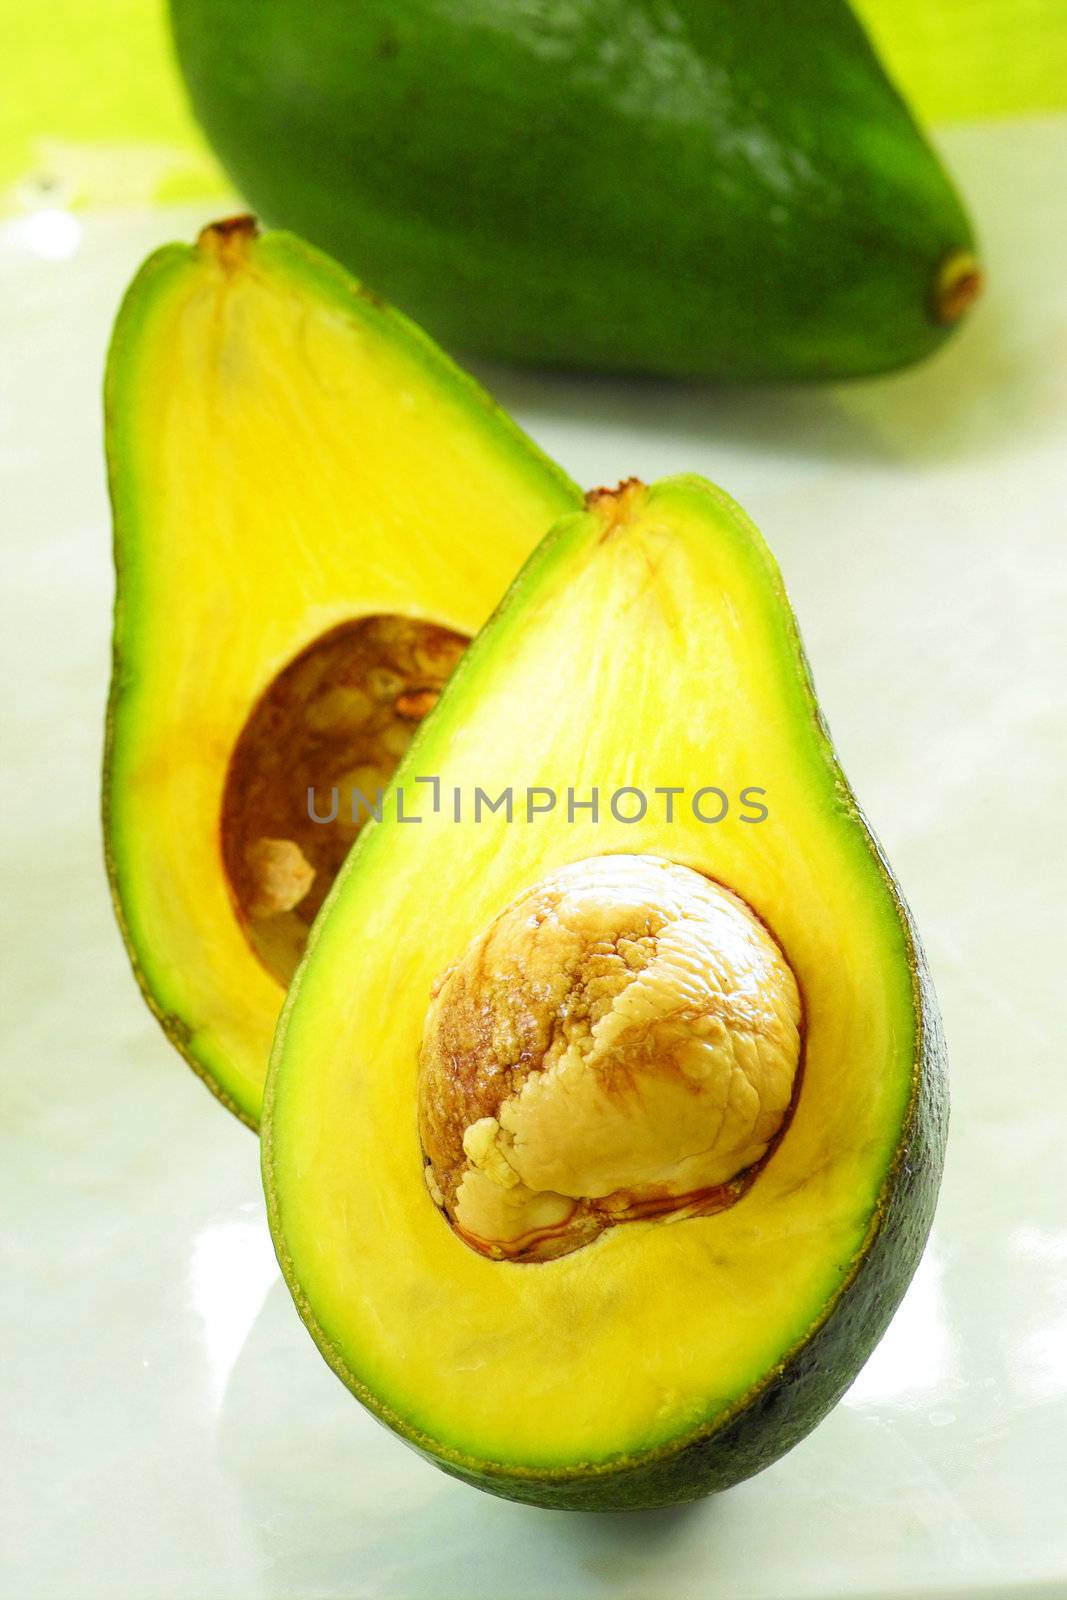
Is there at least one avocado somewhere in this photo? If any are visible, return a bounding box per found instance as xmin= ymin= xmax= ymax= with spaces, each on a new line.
xmin=263 ymin=476 xmax=947 ymax=1509
xmin=170 ymin=0 xmax=980 ymax=381
xmin=103 ymin=216 xmax=578 ymax=1129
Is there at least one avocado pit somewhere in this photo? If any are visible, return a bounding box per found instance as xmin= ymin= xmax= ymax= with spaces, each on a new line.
xmin=418 ymin=854 xmax=802 ymax=1261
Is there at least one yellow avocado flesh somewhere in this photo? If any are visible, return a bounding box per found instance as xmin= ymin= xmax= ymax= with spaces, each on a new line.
xmin=103 ymin=220 xmax=578 ymax=1126
xmin=265 ymin=477 xmax=922 ymax=1479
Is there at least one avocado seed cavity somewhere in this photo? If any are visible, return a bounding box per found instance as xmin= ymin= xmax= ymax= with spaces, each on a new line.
xmin=222 ymin=615 xmax=467 ymax=985
xmin=418 ymin=855 xmax=802 ymax=1262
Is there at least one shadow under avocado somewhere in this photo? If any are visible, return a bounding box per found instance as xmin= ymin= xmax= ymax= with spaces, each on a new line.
xmin=469 ymin=282 xmax=1031 ymax=475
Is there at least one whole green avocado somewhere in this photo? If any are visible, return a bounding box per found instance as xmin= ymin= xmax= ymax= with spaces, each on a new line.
xmin=170 ymin=0 xmax=980 ymax=380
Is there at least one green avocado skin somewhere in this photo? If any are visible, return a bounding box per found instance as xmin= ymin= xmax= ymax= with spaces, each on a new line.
xmin=414 ymin=906 xmax=947 ymax=1511
xmin=170 ymin=0 xmax=974 ymax=381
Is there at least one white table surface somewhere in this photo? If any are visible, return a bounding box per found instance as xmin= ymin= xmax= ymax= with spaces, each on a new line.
xmin=2 ymin=115 xmax=1065 ymax=1600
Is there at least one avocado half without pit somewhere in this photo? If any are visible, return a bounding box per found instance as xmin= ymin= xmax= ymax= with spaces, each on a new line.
xmin=263 ymin=476 xmax=947 ymax=1510
xmin=103 ymin=217 xmax=579 ymax=1127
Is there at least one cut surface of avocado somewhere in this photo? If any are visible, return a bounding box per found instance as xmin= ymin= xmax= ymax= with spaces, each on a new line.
xmin=263 ymin=475 xmax=947 ymax=1508
xmin=103 ymin=216 xmax=578 ymax=1127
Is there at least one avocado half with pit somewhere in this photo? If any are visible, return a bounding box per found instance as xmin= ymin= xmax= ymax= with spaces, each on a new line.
xmin=263 ymin=476 xmax=947 ymax=1509
xmin=103 ymin=217 xmax=578 ymax=1128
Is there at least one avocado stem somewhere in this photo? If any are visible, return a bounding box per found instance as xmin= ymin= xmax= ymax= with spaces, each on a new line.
xmin=585 ymin=479 xmax=647 ymax=542
xmin=933 ymin=249 xmax=983 ymax=325
xmin=197 ymin=214 xmax=260 ymax=268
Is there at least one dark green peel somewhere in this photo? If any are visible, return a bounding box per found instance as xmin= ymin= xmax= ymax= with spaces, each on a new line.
xmin=172 ymin=0 xmax=979 ymax=380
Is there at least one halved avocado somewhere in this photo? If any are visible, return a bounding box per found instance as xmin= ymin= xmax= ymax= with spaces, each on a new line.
xmin=264 ymin=475 xmax=947 ymax=1510
xmin=103 ymin=216 xmax=579 ymax=1129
